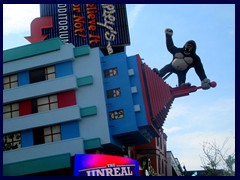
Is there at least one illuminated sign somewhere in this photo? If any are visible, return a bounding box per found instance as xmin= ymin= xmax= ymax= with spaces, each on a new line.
xmin=40 ymin=4 xmax=130 ymax=55
xmin=74 ymin=154 xmax=139 ymax=176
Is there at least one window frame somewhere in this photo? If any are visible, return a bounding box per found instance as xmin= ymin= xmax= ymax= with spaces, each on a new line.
xmin=32 ymin=95 xmax=58 ymax=113
xmin=3 ymin=132 xmax=21 ymax=151
xmin=44 ymin=125 xmax=61 ymax=143
xmin=106 ymin=88 xmax=121 ymax=98
xmin=3 ymin=103 xmax=20 ymax=119
xmin=104 ymin=67 xmax=118 ymax=78
xmin=3 ymin=74 xmax=18 ymax=89
xmin=29 ymin=65 xmax=56 ymax=84
xmin=33 ymin=125 xmax=61 ymax=145
xmin=45 ymin=66 xmax=56 ymax=80
xmin=109 ymin=109 xmax=124 ymax=120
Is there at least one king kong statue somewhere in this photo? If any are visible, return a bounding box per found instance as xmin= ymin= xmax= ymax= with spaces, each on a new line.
xmin=153 ymin=28 xmax=211 ymax=90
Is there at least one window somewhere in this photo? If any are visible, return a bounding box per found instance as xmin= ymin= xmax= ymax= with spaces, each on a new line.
xmin=109 ymin=109 xmax=124 ymax=120
xmin=32 ymin=95 xmax=58 ymax=113
xmin=158 ymin=156 xmax=161 ymax=174
xmin=33 ymin=125 xmax=61 ymax=145
xmin=162 ymin=160 xmax=165 ymax=174
xmin=29 ymin=67 xmax=45 ymax=83
xmin=29 ymin=66 xmax=55 ymax=84
xmin=3 ymin=103 xmax=19 ymax=119
xmin=104 ymin=67 xmax=118 ymax=78
xmin=106 ymin=88 xmax=121 ymax=98
xmin=44 ymin=125 xmax=61 ymax=143
xmin=3 ymin=74 xmax=18 ymax=89
xmin=3 ymin=132 xmax=21 ymax=151
xmin=164 ymin=144 xmax=166 ymax=155
xmin=45 ymin=66 xmax=56 ymax=80
xmin=33 ymin=127 xmax=44 ymax=145
xmin=159 ymin=136 xmax=162 ymax=149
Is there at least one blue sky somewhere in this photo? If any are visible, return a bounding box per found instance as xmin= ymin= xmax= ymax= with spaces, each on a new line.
xmin=3 ymin=4 xmax=235 ymax=171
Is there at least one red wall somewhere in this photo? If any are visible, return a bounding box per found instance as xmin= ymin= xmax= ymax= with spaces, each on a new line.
xmin=57 ymin=90 xmax=76 ymax=108
xmin=19 ymin=100 xmax=32 ymax=116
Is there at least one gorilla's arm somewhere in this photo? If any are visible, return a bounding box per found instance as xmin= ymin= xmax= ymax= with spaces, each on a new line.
xmin=194 ymin=56 xmax=207 ymax=81
xmin=166 ymin=34 xmax=178 ymax=55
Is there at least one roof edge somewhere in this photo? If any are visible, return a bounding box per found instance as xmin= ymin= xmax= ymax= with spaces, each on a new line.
xmin=3 ymin=38 xmax=64 ymax=63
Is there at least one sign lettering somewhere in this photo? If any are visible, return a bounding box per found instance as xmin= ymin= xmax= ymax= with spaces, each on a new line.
xmin=57 ymin=4 xmax=69 ymax=43
xmin=80 ymin=165 xmax=134 ymax=176
xmin=40 ymin=4 xmax=130 ymax=55
xmin=97 ymin=4 xmax=117 ymax=54
xmin=74 ymin=154 xmax=139 ymax=176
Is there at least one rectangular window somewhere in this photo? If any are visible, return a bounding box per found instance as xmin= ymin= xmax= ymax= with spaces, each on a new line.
xmin=106 ymin=88 xmax=121 ymax=98
xmin=157 ymin=137 xmax=160 ymax=146
xmin=33 ymin=127 xmax=44 ymax=145
xmin=3 ymin=74 xmax=18 ymax=89
xmin=37 ymin=95 xmax=58 ymax=112
xmin=3 ymin=132 xmax=21 ymax=151
xmin=158 ymin=156 xmax=161 ymax=174
xmin=29 ymin=66 xmax=55 ymax=84
xmin=44 ymin=125 xmax=61 ymax=143
xmin=45 ymin=66 xmax=56 ymax=80
xmin=29 ymin=67 xmax=45 ymax=83
xmin=32 ymin=95 xmax=58 ymax=113
xmin=3 ymin=103 xmax=19 ymax=119
xmin=104 ymin=67 xmax=118 ymax=78
xmin=33 ymin=125 xmax=61 ymax=145
xmin=159 ymin=136 xmax=162 ymax=149
xmin=109 ymin=109 xmax=124 ymax=120
xmin=31 ymin=99 xmax=38 ymax=114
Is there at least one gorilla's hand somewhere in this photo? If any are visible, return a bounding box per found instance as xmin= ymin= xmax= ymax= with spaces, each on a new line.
xmin=165 ymin=28 xmax=173 ymax=36
xmin=201 ymin=78 xmax=211 ymax=90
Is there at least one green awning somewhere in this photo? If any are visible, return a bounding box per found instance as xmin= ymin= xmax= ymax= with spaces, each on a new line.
xmin=3 ymin=153 xmax=71 ymax=176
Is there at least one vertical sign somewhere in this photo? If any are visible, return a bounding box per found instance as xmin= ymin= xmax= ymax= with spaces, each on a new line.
xmin=40 ymin=4 xmax=130 ymax=55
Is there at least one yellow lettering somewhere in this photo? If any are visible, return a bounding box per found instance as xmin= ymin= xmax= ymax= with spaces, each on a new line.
xmin=88 ymin=25 xmax=96 ymax=31
xmin=87 ymin=4 xmax=94 ymax=8
xmin=89 ymin=34 xmax=100 ymax=39
xmin=74 ymin=28 xmax=84 ymax=33
xmin=90 ymin=38 xmax=100 ymax=44
xmin=73 ymin=4 xmax=80 ymax=12
xmin=74 ymin=15 xmax=84 ymax=23
xmin=88 ymin=14 xmax=95 ymax=20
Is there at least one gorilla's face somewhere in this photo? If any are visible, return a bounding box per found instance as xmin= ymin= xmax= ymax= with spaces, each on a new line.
xmin=184 ymin=43 xmax=193 ymax=55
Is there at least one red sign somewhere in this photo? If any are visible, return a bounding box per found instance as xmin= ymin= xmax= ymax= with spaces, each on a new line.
xmin=25 ymin=16 xmax=53 ymax=43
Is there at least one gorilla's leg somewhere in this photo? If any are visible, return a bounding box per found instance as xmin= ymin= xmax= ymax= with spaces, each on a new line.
xmin=156 ymin=64 xmax=173 ymax=78
xmin=177 ymin=72 xmax=187 ymax=86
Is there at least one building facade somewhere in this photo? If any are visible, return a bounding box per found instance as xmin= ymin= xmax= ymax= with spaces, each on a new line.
xmin=3 ymin=38 xmax=108 ymax=175
xmin=3 ymin=38 xmax=175 ymax=176
xmin=166 ymin=151 xmax=184 ymax=176
xmin=132 ymin=131 xmax=168 ymax=176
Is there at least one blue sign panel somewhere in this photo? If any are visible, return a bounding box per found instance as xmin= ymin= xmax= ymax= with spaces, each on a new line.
xmin=40 ymin=4 xmax=130 ymax=55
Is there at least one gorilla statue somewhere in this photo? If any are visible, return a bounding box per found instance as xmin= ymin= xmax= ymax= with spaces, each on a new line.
xmin=153 ymin=28 xmax=211 ymax=89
